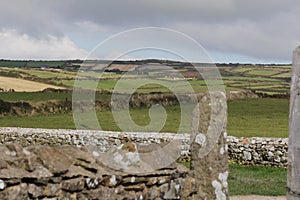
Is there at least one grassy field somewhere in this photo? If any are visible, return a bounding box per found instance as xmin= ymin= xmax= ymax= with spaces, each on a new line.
xmin=0 ymin=91 xmax=111 ymax=102
xmin=227 ymin=98 xmax=289 ymax=138
xmin=229 ymin=164 xmax=286 ymax=196
xmin=0 ymin=98 xmax=290 ymax=138
xmin=0 ymin=92 xmax=72 ymax=102
xmin=0 ymin=106 xmax=190 ymax=133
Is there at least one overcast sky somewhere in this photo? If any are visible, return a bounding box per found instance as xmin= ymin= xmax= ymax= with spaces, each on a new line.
xmin=0 ymin=0 xmax=299 ymax=63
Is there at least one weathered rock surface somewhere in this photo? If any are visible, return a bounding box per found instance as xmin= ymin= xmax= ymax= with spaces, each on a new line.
xmin=0 ymin=143 xmax=191 ymax=199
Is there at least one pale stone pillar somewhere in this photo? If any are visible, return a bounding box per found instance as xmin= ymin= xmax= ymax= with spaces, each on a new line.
xmin=190 ymin=92 xmax=228 ymax=200
xmin=288 ymin=46 xmax=300 ymax=199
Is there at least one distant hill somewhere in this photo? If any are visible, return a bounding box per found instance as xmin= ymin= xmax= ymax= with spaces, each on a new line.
xmin=0 ymin=59 xmax=291 ymax=71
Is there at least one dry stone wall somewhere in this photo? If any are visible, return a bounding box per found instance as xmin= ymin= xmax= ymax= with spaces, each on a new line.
xmin=227 ymin=136 xmax=288 ymax=167
xmin=0 ymin=129 xmax=288 ymax=199
xmin=0 ymin=128 xmax=289 ymax=167
xmin=0 ymin=143 xmax=194 ymax=199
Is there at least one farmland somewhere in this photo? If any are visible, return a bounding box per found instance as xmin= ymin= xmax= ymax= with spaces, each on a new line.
xmin=0 ymin=76 xmax=64 ymax=92
xmin=0 ymin=60 xmax=292 ymax=196
xmin=0 ymin=60 xmax=291 ymax=138
xmin=0 ymin=60 xmax=291 ymax=95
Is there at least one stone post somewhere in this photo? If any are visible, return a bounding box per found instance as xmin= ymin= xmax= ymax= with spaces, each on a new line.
xmin=190 ymin=92 xmax=228 ymax=199
xmin=288 ymin=46 xmax=300 ymax=199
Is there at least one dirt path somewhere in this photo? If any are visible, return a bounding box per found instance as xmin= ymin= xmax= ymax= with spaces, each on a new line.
xmin=231 ymin=195 xmax=286 ymax=200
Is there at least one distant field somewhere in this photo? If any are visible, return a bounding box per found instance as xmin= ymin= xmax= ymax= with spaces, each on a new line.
xmin=0 ymin=63 xmax=292 ymax=94
xmin=0 ymin=60 xmax=66 ymax=68
xmin=247 ymin=69 xmax=278 ymax=76
xmin=231 ymin=67 xmax=254 ymax=73
xmin=0 ymin=60 xmax=27 ymax=67
xmin=0 ymin=76 xmax=64 ymax=92
xmin=224 ymin=66 xmax=291 ymax=95
xmin=12 ymin=68 xmax=75 ymax=79
xmin=273 ymin=72 xmax=291 ymax=78
xmin=26 ymin=61 xmax=65 ymax=68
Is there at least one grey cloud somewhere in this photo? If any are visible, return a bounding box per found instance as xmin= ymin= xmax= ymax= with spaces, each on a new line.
xmin=0 ymin=0 xmax=299 ymax=61
xmin=37 ymin=0 xmax=299 ymax=25
xmin=0 ymin=0 xmax=62 ymax=38
xmin=3 ymin=0 xmax=295 ymax=32
xmin=1 ymin=0 xmax=298 ymax=33
xmin=173 ymin=17 xmax=298 ymax=61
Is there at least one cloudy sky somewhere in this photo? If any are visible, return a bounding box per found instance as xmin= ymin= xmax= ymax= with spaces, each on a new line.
xmin=0 ymin=0 xmax=299 ymax=63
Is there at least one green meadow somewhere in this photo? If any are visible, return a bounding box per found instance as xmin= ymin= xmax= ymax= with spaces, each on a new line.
xmin=0 ymin=98 xmax=289 ymax=138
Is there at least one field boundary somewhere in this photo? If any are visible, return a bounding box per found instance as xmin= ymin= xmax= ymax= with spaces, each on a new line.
xmin=0 ymin=127 xmax=288 ymax=167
